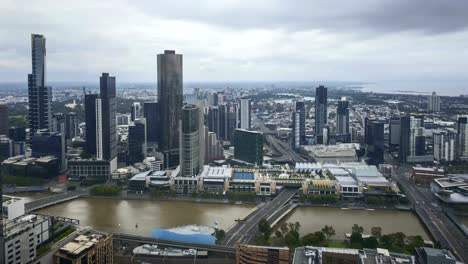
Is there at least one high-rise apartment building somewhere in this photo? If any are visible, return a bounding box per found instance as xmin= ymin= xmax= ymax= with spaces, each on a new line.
xmin=65 ymin=112 xmax=77 ymax=141
xmin=433 ymin=130 xmax=456 ymax=162
xmin=131 ymin=102 xmax=141 ymax=122
xmin=239 ymin=98 xmax=251 ymax=130
xmin=157 ymin=50 xmax=183 ymax=168
xmin=457 ymin=116 xmax=468 ymax=159
xmin=96 ymin=73 xmax=117 ymax=172
xmin=410 ymin=115 xmax=425 ymax=156
xmin=315 ymin=85 xmax=328 ymax=144
xmin=427 ymin=91 xmax=441 ymax=112
xmin=28 ymin=34 xmax=52 ymax=133
xmin=180 ymin=104 xmax=204 ymax=176
xmin=336 ymin=97 xmax=350 ymax=143
xmin=389 ymin=117 xmax=401 ymax=146
xmin=295 ymin=99 xmax=306 ymax=144
xmin=292 ymin=111 xmax=300 ymax=150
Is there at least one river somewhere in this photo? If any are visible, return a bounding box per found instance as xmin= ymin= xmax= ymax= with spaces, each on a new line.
xmin=37 ymin=198 xmax=254 ymax=236
xmin=280 ymin=207 xmax=430 ymax=240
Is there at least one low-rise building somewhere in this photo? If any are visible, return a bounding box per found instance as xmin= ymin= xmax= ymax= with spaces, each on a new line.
xmin=414 ymin=247 xmax=456 ymax=264
xmin=53 ymin=231 xmax=113 ymax=264
xmin=172 ymin=176 xmax=200 ymax=195
xmin=199 ymin=165 xmax=231 ymax=194
xmin=2 ymin=195 xmax=25 ymax=220
xmin=236 ymin=243 xmax=289 ymax=264
xmin=67 ymin=158 xmax=110 ymax=180
xmin=431 ymin=175 xmax=468 ymax=209
xmin=303 ymin=144 xmax=359 ymax=163
xmin=412 ymin=167 xmax=445 ymax=184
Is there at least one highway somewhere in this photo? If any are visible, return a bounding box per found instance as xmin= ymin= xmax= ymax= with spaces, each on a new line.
xmin=222 ymin=188 xmax=298 ymax=247
xmin=25 ymin=190 xmax=87 ymax=212
xmin=394 ymin=167 xmax=468 ymax=263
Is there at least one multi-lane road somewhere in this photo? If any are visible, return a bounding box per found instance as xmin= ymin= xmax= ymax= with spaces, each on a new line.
xmin=222 ymin=188 xmax=298 ymax=247
xmin=394 ymin=167 xmax=468 ymax=262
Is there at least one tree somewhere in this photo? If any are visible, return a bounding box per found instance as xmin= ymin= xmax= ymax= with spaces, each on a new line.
xmin=363 ymin=236 xmax=379 ymax=249
xmin=350 ymin=232 xmax=363 ymax=248
xmin=321 ymin=225 xmax=336 ymax=240
xmin=406 ymin=235 xmax=424 ymax=253
xmin=352 ymin=224 xmax=364 ymax=234
xmin=371 ymin=227 xmax=382 ymax=238
xmin=258 ymin=218 xmax=271 ymax=238
xmin=215 ymin=229 xmax=226 ymax=241
xmin=284 ymin=229 xmax=301 ymax=249
xmin=301 ymin=231 xmax=326 ymax=246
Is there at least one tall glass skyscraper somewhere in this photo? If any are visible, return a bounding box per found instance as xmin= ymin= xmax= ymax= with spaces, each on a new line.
xmin=97 ymin=73 xmax=117 ymax=171
xmin=180 ymin=104 xmax=202 ymax=176
xmin=28 ymin=34 xmax=52 ymax=133
xmin=157 ymin=50 xmax=183 ymax=168
xmin=315 ymin=85 xmax=328 ymax=144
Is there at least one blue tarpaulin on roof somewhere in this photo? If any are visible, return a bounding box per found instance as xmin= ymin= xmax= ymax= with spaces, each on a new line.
xmin=151 ymin=229 xmax=216 ymax=245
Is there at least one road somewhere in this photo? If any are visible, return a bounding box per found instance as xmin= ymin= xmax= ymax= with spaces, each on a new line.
xmin=394 ymin=167 xmax=468 ymax=262
xmin=255 ymin=118 xmax=307 ymax=162
xmin=222 ymin=188 xmax=298 ymax=247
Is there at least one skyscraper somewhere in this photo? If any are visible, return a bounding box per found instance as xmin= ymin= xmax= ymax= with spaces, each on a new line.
xmin=0 ymin=104 xmax=9 ymax=135
xmin=399 ymin=115 xmax=411 ymax=163
xmin=180 ymin=104 xmax=203 ymax=176
xmin=366 ymin=120 xmax=384 ymax=165
xmin=128 ymin=119 xmax=147 ymax=165
xmin=233 ymin=129 xmax=263 ymax=165
xmin=336 ymin=97 xmax=350 ymax=143
xmin=433 ymin=130 xmax=456 ymax=162
xmin=315 ymin=85 xmax=328 ymax=144
xmin=295 ymin=99 xmax=306 ymax=144
xmin=131 ymin=102 xmax=141 ymax=122
xmin=427 ymin=91 xmax=441 ymax=112
xmin=457 ymin=116 xmax=468 ymax=158
xmin=143 ymin=102 xmax=160 ymax=145
xmin=157 ymin=50 xmax=183 ymax=168
xmin=291 ymin=111 xmax=300 ymax=150
xmin=85 ymin=94 xmax=99 ymax=156
xmin=239 ymin=98 xmax=251 ymax=130
xmin=97 ymin=73 xmax=117 ymax=171
xmin=410 ymin=115 xmax=425 ymax=156
xmin=28 ymin=34 xmax=52 ymax=133
xmin=389 ymin=117 xmax=401 ymax=146
xmin=65 ymin=112 xmax=77 ymax=141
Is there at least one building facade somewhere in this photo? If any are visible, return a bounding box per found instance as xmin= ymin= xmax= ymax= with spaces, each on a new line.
xmin=128 ymin=119 xmax=147 ymax=165
xmin=399 ymin=115 xmax=411 ymax=163
xmin=239 ymin=98 xmax=251 ymax=130
xmin=0 ymin=104 xmax=9 ymax=135
xmin=143 ymin=102 xmax=160 ymax=145
xmin=85 ymin=94 xmax=99 ymax=156
xmin=291 ymin=111 xmax=300 ymax=150
xmin=433 ymin=130 xmax=456 ymax=162
xmin=157 ymin=50 xmax=183 ymax=168
xmin=28 ymin=34 xmax=52 ymax=133
xmin=234 ymin=129 xmax=263 ymax=165
xmin=180 ymin=105 xmax=202 ymax=176
xmin=427 ymin=91 xmax=441 ymax=112
xmin=457 ymin=116 xmax=468 ymax=158
xmin=97 ymin=73 xmax=117 ymax=172
xmin=315 ymin=85 xmax=328 ymax=144
xmin=336 ymin=97 xmax=350 ymax=142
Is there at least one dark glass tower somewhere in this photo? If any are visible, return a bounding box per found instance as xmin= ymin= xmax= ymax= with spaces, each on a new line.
xmin=315 ymin=85 xmax=328 ymax=144
xmin=295 ymin=99 xmax=306 ymax=145
xmin=98 ymin=73 xmax=117 ymax=163
xmin=399 ymin=115 xmax=411 ymax=163
xmin=0 ymin=104 xmax=9 ymax=135
xmin=366 ymin=120 xmax=384 ymax=165
xmin=85 ymin=94 xmax=99 ymax=156
xmin=157 ymin=50 xmax=183 ymax=168
xmin=143 ymin=102 xmax=160 ymax=144
xmin=128 ymin=119 xmax=146 ymax=165
xmin=28 ymin=34 xmax=52 ymax=133
xmin=233 ymin=129 xmax=263 ymax=165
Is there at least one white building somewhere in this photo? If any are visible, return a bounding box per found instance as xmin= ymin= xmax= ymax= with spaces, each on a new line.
xmin=239 ymin=98 xmax=251 ymax=129
xmin=427 ymin=91 xmax=441 ymax=112
xmin=2 ymin=195 xmax=25 ymax=220
xmin=433 ymin=130 xmax=456 ymax=162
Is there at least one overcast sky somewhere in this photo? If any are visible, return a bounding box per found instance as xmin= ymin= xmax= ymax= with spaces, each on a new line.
xmin=1 ymin=0 xmax=468 ymax=83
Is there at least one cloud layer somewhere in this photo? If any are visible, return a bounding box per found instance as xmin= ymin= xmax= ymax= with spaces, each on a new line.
xmin=1 ymin=0 xmax=468 ymax=82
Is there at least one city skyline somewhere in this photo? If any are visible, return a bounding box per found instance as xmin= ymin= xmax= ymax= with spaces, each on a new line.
xmin=1 ymin=1 xmax=468 ymax=83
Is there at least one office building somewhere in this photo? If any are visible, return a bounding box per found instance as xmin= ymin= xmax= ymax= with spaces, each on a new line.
xmin=336 ymin=97 xmax=350 ymax=143
xmin=427 ymin=91 xmax=441 ymax=112
xmin=157 ymin=50 xmax=183 ymax=168
xmin=236 ymin=243 xmax=289 ymax=264
xmin=433 ymin=130 xmax=456 ymax=162
xmin=128 ymin=118 xmax=147 ymax=165
xmin=399 ymin=115 xmax=411 ymax=163
xmin=131 ymin=102 xmax=141 ymax=122
xmin=68 ymin=158 xmax=110 ymax=180
xmin=143 ymin=102 xmax=160 ymax=144
xmin=8 ymin=128 xmax=26 ymax=142
xmin=31 ymin=130 xmax=65 ymax=170
xmin=51 ymin=113 xmax=65 ymax=133
xmin=28 ymin=34 xmax=52 ymax=133
xmin=315 ymin=85 xmax=328 ymax=144
xmin=389 ymin=117 xmax=400 ymax=146
xmin=239 ymin=98 xmax=251 ymax=130
xmin=366 ymin=121 xmax=384 ymax=165
xmin=410 ymin=115 xmax=426 ymax=156
xmin=204 ymin=127 xmax=224 ymax=164
xmin=292 ymin=111 xmax=300 ymax=150
xmin=53 ymin=231 xmax=113 ymax=264
xmin=84 ymin=94 xmax=99 ymax=156
xmin=207 ymin=106 xmax=220 ymax=136
xmin=65 ymin=112 xmax=77 ymax=141
xmin=234 ymin=129 xmax=263 ymax=165
xmin=295 ymin=99 xmax=306 ymax=144
xmin=0 ymin=136 xmax=12 ymax=162
xmin=97 ymin=73 xmax=117 ymax=172
xmin=180 ymin=104 xmax=203 ymax=176
xmin=457 ymin=116 xmax=468 ymax=158
xmin=226 ymin=103 xmax=238 ymax=141
xmin=0 ymin=104 xmax=9 ymax=135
